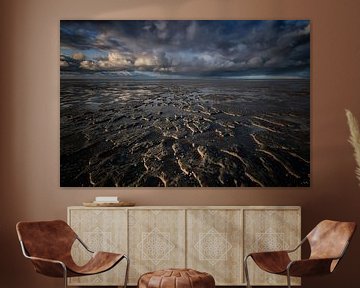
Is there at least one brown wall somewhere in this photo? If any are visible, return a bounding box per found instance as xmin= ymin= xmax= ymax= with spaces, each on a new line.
xmin=1 ymin=0 xmax=360 ymax=287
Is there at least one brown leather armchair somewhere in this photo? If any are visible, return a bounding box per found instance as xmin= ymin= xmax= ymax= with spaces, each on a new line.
xmin=16 ymin=220 xmax=129 ymax=288
xmin=244 ymin=220 xmax=356 ymax=288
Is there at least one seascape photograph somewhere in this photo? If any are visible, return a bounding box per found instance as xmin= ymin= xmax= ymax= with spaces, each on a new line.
xmin=60 ymin=20 xmax=310 ymax=187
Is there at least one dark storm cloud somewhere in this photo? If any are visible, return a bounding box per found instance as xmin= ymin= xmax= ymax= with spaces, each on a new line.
xmin=60 ymin=20 xmax=310 ymax=78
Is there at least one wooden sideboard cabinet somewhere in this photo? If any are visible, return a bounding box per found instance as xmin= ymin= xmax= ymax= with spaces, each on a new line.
xmin=67 ymin=206 xmax=301 ymax=286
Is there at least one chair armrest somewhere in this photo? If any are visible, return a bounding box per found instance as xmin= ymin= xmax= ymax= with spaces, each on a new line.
xmin=76 ymin=236 xmax=94 ymax=253
xmin=287 ymin=258 xmax=336 ymax=277
xmin=285 ymin=237 xmax=307 ymax=253
xmin=247 ymin=250 xmax=290 ymax=259
xmin=26 ymin=255 xmax=65 ymax=265
xmin=245 ymin=237 xmax=306 ymax=259
xmin=245 ymin=236 xmax=306 ymax=259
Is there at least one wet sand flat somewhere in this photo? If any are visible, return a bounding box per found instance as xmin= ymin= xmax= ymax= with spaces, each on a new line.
xmin=60 ymin=79 xmax=310 ymax=187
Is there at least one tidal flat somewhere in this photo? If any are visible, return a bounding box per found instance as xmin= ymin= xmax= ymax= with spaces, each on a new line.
xmin=60 ymin=79 xmax=310 ymax=187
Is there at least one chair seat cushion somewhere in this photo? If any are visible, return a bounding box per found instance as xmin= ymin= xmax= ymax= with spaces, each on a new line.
xmin=138 ymin=268 xmax=215 ymax=288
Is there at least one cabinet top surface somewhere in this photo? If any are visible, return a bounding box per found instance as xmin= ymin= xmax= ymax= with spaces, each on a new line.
xmin=68 ymin=205 xmax=301 ymax=210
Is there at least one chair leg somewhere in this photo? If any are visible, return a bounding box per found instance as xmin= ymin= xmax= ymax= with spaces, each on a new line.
xmin=123 ymin=255 xmax=130 ymax=288
xmin=244 ymin=255 xmax=252 ymax=288
xmin=286 ymin=269 xmax=291 ymax=288
xmin=62 ymin=264 xmax=68 ymax=288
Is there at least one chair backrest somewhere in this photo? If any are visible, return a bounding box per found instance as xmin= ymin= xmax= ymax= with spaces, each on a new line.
xmin=16 ymin=220 xmax=77 ymax=261
xmin=307 ymin=220 xmax=356 ymax=261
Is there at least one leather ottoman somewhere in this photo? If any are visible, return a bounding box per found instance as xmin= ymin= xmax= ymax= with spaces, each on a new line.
xmin=138 ymin=268 xmax=215 ymax=288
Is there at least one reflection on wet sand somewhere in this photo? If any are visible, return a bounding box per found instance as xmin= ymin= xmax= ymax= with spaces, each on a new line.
xmin=61 ymin=79 xmax=310 ymax=187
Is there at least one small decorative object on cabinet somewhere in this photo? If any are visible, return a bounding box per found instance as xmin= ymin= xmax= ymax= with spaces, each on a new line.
xmin=244 ymin=220 xmax=356 ymax=288
xmin=16 ymin=220 xmax=129 ymax=288
xmin=83 ymin=201 xmax=135 ymax=207
xmin=68 ymin=206 xmax=301 ymax=286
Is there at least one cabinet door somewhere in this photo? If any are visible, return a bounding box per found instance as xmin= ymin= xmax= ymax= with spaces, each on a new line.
xmin=68 ymin=208 xmax=127 ymax=286
xmin=244 ymin=209 xmax=301 ymax=286
xmin=128 ymin=209 xmax=186 ymax=284
xmin=187 ymin=209 xmax=243 ymax=285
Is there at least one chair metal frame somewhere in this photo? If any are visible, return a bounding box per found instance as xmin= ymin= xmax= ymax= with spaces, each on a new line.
xmin=19 ymin=232 xmax=129 ymax=288
xmin=244 ymin=236 xmax=350 ymax=288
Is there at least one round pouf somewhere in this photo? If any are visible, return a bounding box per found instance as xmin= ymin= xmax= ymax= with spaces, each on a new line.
xmin=138 ymin=268 xmax=215 ymax=288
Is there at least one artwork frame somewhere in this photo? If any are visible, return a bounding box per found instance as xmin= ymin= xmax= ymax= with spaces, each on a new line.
xmin=60 ymin=20 xmax=310 ymax=187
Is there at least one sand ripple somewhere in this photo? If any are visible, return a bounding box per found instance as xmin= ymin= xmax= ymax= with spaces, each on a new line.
xmin=61 ymin=79 xmax=310 ymax=187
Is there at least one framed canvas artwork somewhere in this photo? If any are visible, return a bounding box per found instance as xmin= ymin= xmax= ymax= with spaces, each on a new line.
xmin=60 ymin=20 xmax=310 ymax=187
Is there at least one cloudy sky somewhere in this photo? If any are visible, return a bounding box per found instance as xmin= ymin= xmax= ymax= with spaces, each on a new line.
xmin=60 ymin=20 xmax=310 ymax=79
